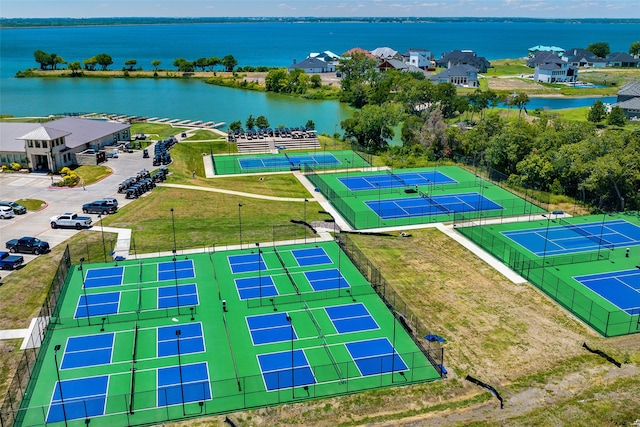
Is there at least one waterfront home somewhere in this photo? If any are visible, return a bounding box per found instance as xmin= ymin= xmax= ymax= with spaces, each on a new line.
xmin=0 ymin=117 xmax=130 ymax=172
xmin=615 ymin=82 xmax=640 ymax=120
xmin=288 ymin=57 xmax=335 ymax=73
xmin=309 ymin=50 xmax=341 ymax=63
xmin=564 ymin=48 xmax=607 ymax=68
xmin=526 ymin=51 xmax=564 ymax=68
xmin=436 ymin=50 xmax=490 ymax=73
xmin=606 ymin=52 xmax=640 ymax=68
xmin=377 ymin=59 xmax=427 ymax=75
xmin=371 ymin=47 xmax=399 ymax=60
xmin=527 ymin=45 xmax=565 ymax=57
xmin=534 ymin=61 xmax=578 ymax=83
xmin=430 ymin=64 xmax=479 ymax=88
xmin=402 ymin=48 xmax=434 ymax=70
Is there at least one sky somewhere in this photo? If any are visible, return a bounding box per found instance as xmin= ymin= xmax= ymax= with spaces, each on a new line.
xmin=1 ymin=0 xmax=640 ymax=19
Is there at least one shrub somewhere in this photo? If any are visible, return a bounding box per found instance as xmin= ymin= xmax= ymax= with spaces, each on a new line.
xmin=11 ymin=162 xmax=21 ymax=171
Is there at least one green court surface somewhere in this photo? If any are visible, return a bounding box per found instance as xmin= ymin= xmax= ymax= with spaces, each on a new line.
xmin=212 ymin=150 xmax=370 ymax=175
xmin=457 ymin=212 xmax=640 ymax=336
xmin=16 ymin=241 xmax=441 ymax=427
xmin=305 ymin=166 xmax=546 ymax=229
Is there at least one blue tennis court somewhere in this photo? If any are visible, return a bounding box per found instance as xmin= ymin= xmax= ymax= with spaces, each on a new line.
xmin=235 ymin=275 xmax=278 ymax=300
xmin=75 ymin=291 xmax=120 ymax=318
xmin=292 ymin=247 xmax=332 ymax=267
xmin=304 ymin=269 xmax=350 ymax=291
xmin=574 ymin=269 xmax=640 ymax=315
xmin=46 ymin=376 xmax=108 ymax=423
xmin=246 ymin=312 xmax=297 ymax=345
xmin=158 ymin=259 xmax=195 ymax=281
xmin=367 ymin=192 xmax=503 ymax=220
xmin=345 ymin=338 xmax=408 ymax=376
xmin=238 ymin=153 xmax=340 ymax=170
xmin=158 ymin=283 xmax=199 ymax=309
xmin=157 ymin=362 xmax=211 ymax=406
xmin=339 ymin=171 xmax=457 ymax=192
xmin=325 ymin=303 xmax=379 ymax=333
xmin=157 ymin=323 xmax=205 ymax=357
xmin=257 ymin=350 xmax=316 ymax=391
xmin=502 ymin=219 xmax=640 ymax=256
xmin=83 ymin=266 xmax=124 ymax=289
xmin=61 ymin=333 xmax=114 ymax=369
xmin=228 ymin=253 xmax=267 ymax=274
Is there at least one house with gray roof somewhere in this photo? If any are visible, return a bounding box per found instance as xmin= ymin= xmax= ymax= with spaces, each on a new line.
xmin=528 ymin=45 xmax=565 ymax=57
xmin=371 ymin=47 xmax=399 ymax=60
xmin=606 ymin=52 xmax=640 ymax=68
xmin=377 ymin=59 xmax=428 ymax=75
xmin=430 ymin=65 xmax=479 ymax=88
xmin=436 ymin=50 xmax=490 ymax=73
xmin=288 ymin=57 xmax=335 ymax=73
xmin=0 ymin=117 xmax=130 ymax=172
xmin=615 ymin=82 xmax=640 ymax=120
xmin=401 ymin=48 xmax=433 ymax=70
xmin=564 ymin=48 xmax=607 ymax=68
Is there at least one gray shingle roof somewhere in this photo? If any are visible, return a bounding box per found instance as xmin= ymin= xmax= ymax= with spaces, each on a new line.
xmin=616 ymin=97 xmax=640 ymax=109
xmin=617 ymin=82 xmax=640 ymax=97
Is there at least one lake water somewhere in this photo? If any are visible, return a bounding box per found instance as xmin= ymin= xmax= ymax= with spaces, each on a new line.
xmin=1 ymin=20 xmax=637 ymax=131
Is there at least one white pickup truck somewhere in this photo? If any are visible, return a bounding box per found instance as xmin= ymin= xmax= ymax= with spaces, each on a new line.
xmin=50 ymin=212 xmax=93 ymax=229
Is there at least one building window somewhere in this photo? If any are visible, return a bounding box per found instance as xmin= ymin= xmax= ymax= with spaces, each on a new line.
xmin=43 ymin=141 xmax=48 ymax=148
xmin=35 ymin=141 xmax=41 ymax=148
xmin=28 ymin=140 xmax=33 ymax=147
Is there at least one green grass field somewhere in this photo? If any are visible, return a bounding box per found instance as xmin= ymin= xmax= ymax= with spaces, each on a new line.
xmin=15 ymin=240 xmax=441 ymax=427
xmin=212 ymin=150 xmax=370 ymax=175
xmin=306 ymin=166 xmax=547 ymax=229
xmin=457 ymin=212 xmax=640 ymax=337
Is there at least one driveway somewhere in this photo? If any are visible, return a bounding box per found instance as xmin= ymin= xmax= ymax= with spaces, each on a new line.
xmin=0 ymin=146 xmax=157 ymax=270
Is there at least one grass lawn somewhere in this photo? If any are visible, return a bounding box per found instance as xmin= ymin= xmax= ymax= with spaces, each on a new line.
xmin=130 ymin=123 xmax=188 ymax=140
xmin=102 ymin=186 xmax=325 ymax=253
xmin=73 ymin=165 xmax=112 ymax=185
xmin=183 ymin=129 xmax=224 ymax=140
xmin=15 ymin=198 xmax=47 ymax=211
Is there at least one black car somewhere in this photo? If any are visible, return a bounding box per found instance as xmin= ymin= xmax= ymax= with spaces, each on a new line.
xmin=82 ymin=200 xmax=118 ymax=215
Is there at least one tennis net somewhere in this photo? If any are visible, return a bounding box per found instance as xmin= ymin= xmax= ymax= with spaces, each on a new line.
xmin=303 ymin=302 xmax=323 ymax=338
xmin=559 ymin=218 xmax=615 ymax=249
xmin=386 ymin=169 xmax=407 ymax=186
xmin=418 ymin=190 xmax=450 ymax=214
xmin=274 ymin=247 xmax=300 ymax=295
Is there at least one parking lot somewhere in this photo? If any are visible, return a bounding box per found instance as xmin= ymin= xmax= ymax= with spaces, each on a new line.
xmin=0 ymin=146 xmax=157 ymax=272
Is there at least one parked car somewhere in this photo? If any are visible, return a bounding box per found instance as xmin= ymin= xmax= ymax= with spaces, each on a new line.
xmin=82 ymin=200 xmax=118 ymax=215
xmin=98 ymin=198 xmax=118 ymax=208
xmin=50 ymin=213 xmax=92 ymax=229
xmin=0 ymin=251 xmax=24 ymax=270
xmin=6 ymin=237 xmax=50 ymax=255
xmin=0 ymin=201 xmax=26 ymax=215
xmin=0 ymin=206 xmax=14 ymax=219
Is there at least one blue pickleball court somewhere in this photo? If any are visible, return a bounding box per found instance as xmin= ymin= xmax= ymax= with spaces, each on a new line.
xmin=257 ymin=350 xmax=316 ymax=391
xmin=502 ymin=219 xmax=640 ymax=257
xmin=157 ymin=283 xmax=199 ymax=309
xmin=366 ymin=192 xmax=503 ymax=220
xmin=61 ymin=333 xmax=114 ymax=369
xmin=157 ymin=259 xmax=195 ymax=281
xmin=345 ymin=338 xmax=408 ymax=376
xmin=339 ymin=170 xmax=457 ymax=192
xmin=157 ymin=362 xmax=211 ymax=406
xmin=574 ymin=269 xmax=640 ymax=315
xmin=325 ymin=303 xmax=380 ymax=334
xmin=235 ymin=275 xmax=278 ymax=300
xmin=46 ymin=376 xmax=108 ymax=423
xmin=157 ymin=322 xmax=205 ymax=357
xmin=292 ymin=247 xmax=332 ymax=267
xmin=228 ymin=253 xmax=267 ymax=274
xmin=83 ymin=266 xmax=124 ymax=289
xmin=246 ymin=312 xmax=297 ymax=345
xmin=304 ymin=268 xmax=350 ymax=291
xmin=74 ymin=291 xmax=120 ymax=318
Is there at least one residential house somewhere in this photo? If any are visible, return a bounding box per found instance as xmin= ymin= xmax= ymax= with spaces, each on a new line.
xmin=377 ymin=59 xmax=427 ymax=75
xmin=564 ymin=48 xmax=607 ymax=68
xmin=371 ymin=47 xmax=399 ymax=60
xmin=528 ymin=45 xmax=565 ymax=57
xmin=614 ymin=82 xmax=640 ymax=120
xmin=526 ymin=52 xmax=578 ymax=83
xmin=288 ymin=57 xmax=335 ymax=73
xmin=402 ymin=48 xmax=433 ymax=70
xmin=526 ymin=51 xmax=565 ymax=68
xmin=606 ymin=52 xmax=640 ymax=68
xmin=309 ymin=51 xmax=341 ymax=63
xmin=430 ymin=65 xmax=479 ymax=88
xmin=436 ymin=50 xmax=490 ymax=73
xmin=0 ymin=117 xmax=130 ymax=172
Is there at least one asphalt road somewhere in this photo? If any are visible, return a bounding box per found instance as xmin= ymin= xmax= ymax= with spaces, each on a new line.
xmin=0 ymin=147 xmax=157 ymax=269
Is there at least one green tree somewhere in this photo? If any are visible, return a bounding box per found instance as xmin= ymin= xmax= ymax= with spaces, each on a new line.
xmin=151 ymin=60 xmax=161 ymax=71
xmin=173 ymin=58 xmax=194 ymax=72
xmin=607 ymin=106 xmax=626 ymax=127
xmin=400 ymin=115 xmax=424 ymax=146
xmin=68 ymin=61 xmax=82 ymax=76
xmin=94 ymin=53 xmax=113 ymax=70
xmin=310 ymin=74 xmax=322 ymax=89
xmin=229 ymin=120 xmax=242 ymax=132
xmin=50 ymin=53 xmax=65 ymax=70
xmin=305 ymin=120 xmax=315 ymax=130
xmin=256 ymin=115 xmax=269 ymax=129
xmin=245 ymin=115 xmax=255 ymax=130
xmin=193 ymin=57 xmax=208 ymax=71
xmin=265 ymin=69 xmax=289 ymax=93
xmin=588 ymin=100 xmax=607 ymax=124
xmin=586 ymin=42 xmax=610 ymax=58
xmin=83 ymin=57 xmax=98 ymax=71
xmin=207 ymin=56 xmax=220 ymax=71
xmin=341 ymin=103 xmax=402 ymax=152
xmin=124 ymin=59 xmax=137 ymax=71
xmin=221 ymin=55 xmax=238 ymax=72
xmin=337 ymin=52 xmax=378 ymax=106
xmin=630 ymin=41 xmax=640 ymax=56
xmin=33 ymin=50 xmax=51 ymax=70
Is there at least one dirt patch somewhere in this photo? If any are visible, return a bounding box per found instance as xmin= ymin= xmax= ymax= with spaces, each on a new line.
xmin=484 ymin=76 xmax=545 ymax=91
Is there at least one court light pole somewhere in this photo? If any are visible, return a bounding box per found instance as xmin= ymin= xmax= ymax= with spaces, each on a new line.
xmin=98 ymin=214 xmax=107 ymax=262
xmin=170 ymin=208 xmax=177 ymax=256
xmin=238 ymin=204 xmax=243 ymax=249
xmin=79 ymin=258 xmax=91 ymax=326
xmin=54 ymin=344 xmax=68 ymax=427
xmin=286 ymin=314 xmax=294 ymax=399
xmin=175 ymin=329 xmax=186 ymax=416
